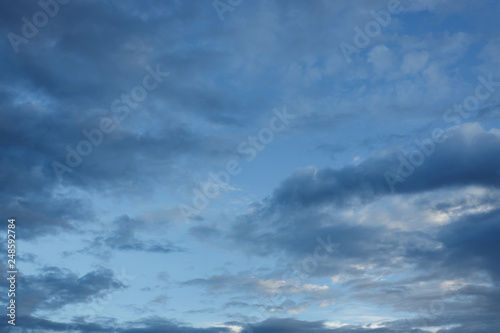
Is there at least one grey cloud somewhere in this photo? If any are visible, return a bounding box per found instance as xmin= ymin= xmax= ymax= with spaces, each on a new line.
xmin=254 ymin=125 xmax=500 ymax=214
xmin=74 ymin=215 xmax=184 ymax=256
xmin=15 ymin=267 xmax=125 ymax=315
xmin=0 ymin=316 xmax=231 ymax=333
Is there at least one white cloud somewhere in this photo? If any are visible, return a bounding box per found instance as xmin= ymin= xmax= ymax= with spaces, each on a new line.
xmin=368 ymin=45 xmax=394 ymax=75
xmin=401 ymin=51 xmax=429 ymax=74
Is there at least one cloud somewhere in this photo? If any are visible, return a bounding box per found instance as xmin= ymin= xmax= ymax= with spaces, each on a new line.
xmin=0 ymin=316 xmax=232 ymax=333
xmin=368 ymin=45 xmax=394 ymax=75
xmin=14 ymin=267 xmax=125 ymax=315
xmin=183 ymin=272 xmax=337 ymax=316
xmin=438 ymin=208 xmax=500 ymax=281
xmin=2 ymin=314 xmax=499 ymax=333
xmin=401 ymin=51 xmax=429 ymax=74
xmin=184 ymin=273 xmax=329 ymax=297
xmin=70 ymin=215 xmax=184 ymax=258
xmin=1 ymin=0 xmax=499 ymax=331
xmin=181 ymin=124 xmax=500 ymax=330
xmin=259 ymin=124 xmax=500 ymax=212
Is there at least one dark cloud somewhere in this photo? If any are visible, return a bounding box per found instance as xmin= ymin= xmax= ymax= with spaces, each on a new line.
xmin=1 ymin=314 xmax=498 ymax=333
xmin=185 ymin=126 xmax=500 ymax=328
xmin=267 ymin=125 xmax=500 ymax=212
xmin=69 ymin=215 xmax=183 ymax=257
xmin=0 ymin=316 xmax=232 ymax=333
xmin=214 ymin=205 xmax=500 ymax=321
xmin=0 ymin=0 xmax=258 ymax=241
xmin=438 ymin=208 xmax=500 ymax=281
xmin=102 ymin=215 xmax=182 ymax=253
xmin=1 ymin=0 xmax=499 ymax=331
xmin=193 ymin=125 xmax=499 ymax=263
xmin=14 ymin=267 xmax=125 ymax=315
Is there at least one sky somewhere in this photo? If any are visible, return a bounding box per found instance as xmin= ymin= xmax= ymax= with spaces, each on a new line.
xmin=1 ymin=0 xmax=500 ymax=332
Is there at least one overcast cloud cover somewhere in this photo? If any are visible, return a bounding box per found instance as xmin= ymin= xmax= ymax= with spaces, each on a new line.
xmin=1 ymin=0 xmax=500 ymax=332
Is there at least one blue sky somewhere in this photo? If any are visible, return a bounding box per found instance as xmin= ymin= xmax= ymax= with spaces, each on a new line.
xmin=1 ymin=0 xmax=500 ymax=332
